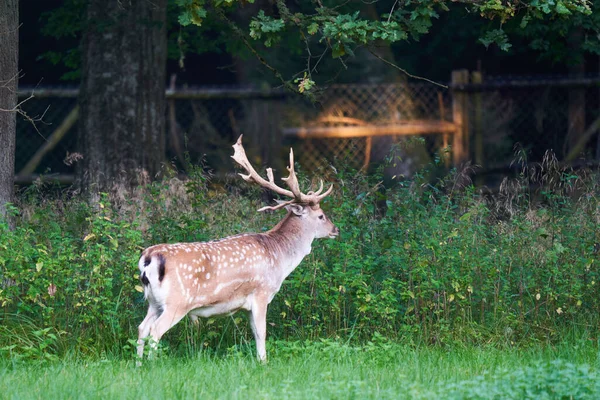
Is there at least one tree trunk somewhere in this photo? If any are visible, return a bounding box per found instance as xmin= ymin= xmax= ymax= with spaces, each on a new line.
xmin=77 ymin=0 xmax=167 ymax=192
xmin=0 ymin=0 xmax=18 ymax=223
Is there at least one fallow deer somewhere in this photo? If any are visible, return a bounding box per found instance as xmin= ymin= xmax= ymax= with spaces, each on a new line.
xmin=137 ymin=135 xmax=339 ymax=362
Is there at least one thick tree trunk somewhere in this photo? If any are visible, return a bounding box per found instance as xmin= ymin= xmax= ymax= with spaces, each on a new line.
xmin=77 ymin=0 xmax=167 ymax=192
xmin=0 ymin=0 xmax=18 ymax=223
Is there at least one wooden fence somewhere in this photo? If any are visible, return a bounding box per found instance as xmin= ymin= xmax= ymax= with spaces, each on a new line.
xmin=15 ymin=71 xmax=600 ymax=184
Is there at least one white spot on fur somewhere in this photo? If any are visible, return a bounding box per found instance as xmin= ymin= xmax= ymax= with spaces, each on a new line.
xmin=175 ymin=268 xmax=185 ymax=292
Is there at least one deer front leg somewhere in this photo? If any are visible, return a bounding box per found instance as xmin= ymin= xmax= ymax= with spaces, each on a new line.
xmin=137 ymin=305 xmax=159 ymax=360
xmin=189 ymin=313 xmax=200 ymax=326
xmin=249 ymin=295 xmax=269 ymax=362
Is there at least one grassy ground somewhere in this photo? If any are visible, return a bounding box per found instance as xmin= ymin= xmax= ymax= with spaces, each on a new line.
xmin=1 ymin=339 xmax=598 ymax=400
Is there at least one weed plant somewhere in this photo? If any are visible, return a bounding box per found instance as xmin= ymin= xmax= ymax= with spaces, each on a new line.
xmin=0 ymin=151 xmax=599 ymax=361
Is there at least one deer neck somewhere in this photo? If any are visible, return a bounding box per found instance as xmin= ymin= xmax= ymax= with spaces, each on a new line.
xmin=264 ymin=212 xmax=315 ymax=279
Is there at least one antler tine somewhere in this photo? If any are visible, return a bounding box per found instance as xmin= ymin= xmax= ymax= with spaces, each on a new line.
xmin=308 ymin=180 xmax=325 ymax=196
xmin=304 ymin=180 xmax=333 ymax=205
xmin=257 ymin=199 xmax=296 ymax=212
xmin=266 ymin=168 xmax=276 ymax=185
xmin=281 ymin=148 xmax=303 ymax=200
xmin=315 ymin=183 xmax=334 ymax=201
xmin=231 ymin=135 xmax=294 ymax=199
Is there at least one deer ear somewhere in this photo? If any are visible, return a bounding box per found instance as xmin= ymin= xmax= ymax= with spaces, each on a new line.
xmin=285 ymin=203 xmax=307 ymax=216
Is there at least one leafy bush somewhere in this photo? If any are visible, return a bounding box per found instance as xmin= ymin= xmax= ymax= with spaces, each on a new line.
xmin=439 ymin=360 xmax=600 ymax=399
xmin=0 ymin=152 xmax=599 ymax=358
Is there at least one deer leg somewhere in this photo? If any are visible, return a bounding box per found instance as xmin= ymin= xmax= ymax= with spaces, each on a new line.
xmin=137 ymin=305 xmax=159 ymax=360
xmin=147 ymin=306 xmax=188 ymax=355
xmin=189 ymin=314 xmax=200 ymax=326
xmin=249 ymin=295 xmax=269 ymax=362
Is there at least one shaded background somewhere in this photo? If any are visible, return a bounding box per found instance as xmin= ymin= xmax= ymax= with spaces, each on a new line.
xmin=15 ymin=0 xmax=600 ymax=184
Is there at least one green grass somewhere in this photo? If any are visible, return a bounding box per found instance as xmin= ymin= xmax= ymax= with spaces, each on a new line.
xmin=1 ymin=340 xmax=598 ymax=399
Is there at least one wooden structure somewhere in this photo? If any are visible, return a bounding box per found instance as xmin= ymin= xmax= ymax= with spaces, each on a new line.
xmin=283 ymin=70 xmax=475 ymax=168
xmin=282 ymin=117 xmax=458 ymax=170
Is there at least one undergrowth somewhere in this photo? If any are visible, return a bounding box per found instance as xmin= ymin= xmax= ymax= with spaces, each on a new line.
xmin=0 ymin=150 xmax=599 ymax=361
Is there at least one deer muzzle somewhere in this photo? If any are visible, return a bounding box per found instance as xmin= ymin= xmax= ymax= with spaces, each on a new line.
xmin=329 ymin=225 xmax=340 ymax=239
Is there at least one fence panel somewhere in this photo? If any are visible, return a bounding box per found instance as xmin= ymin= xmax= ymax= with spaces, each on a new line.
xmin=455 ymin=75 xmax=600 ymax=168
xmin=15 ymin=76 xmax=600 ymax=184
xmin=282 ymin=83 xmax=452 ymax=173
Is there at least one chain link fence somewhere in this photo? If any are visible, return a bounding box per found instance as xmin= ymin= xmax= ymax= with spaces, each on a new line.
xmin=282 ymin=83 xmax=450 ymax=174
xmin=461 ymin=75 xmax=600 ymax=169
xmin=15 ymin=75 xmax=600 ymax=184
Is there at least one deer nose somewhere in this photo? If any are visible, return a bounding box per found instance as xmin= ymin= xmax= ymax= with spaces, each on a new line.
xmin=330 ymin=226 xmax=340 ymax=238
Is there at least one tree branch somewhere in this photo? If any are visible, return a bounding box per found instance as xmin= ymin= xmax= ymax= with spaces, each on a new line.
xmin=367 ymin=48 xmax=448 ymax=88
xmin=215 ymin=7 xmax=320 ymax=102
xmin=0 ymin=78 xmax=50 ymax=137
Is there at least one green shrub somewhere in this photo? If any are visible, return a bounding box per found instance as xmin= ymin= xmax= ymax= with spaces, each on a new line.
xmin=0 ymin=154 xmax=599 ymax=357
xmin=439 ymin=360 xmax=600 ymax=399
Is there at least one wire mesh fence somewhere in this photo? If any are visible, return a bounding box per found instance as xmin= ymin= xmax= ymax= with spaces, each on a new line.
xmin=282 ymin=83 xmax=451 ymax=173
xmin=14 ymin=74 xmax=600 ymax=184
xmin=462 ymin=76 xmax=600 ymax=168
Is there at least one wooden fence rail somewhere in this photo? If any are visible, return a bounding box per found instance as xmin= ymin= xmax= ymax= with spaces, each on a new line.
xmin=16 ymin=73 xmax=600 ymax=185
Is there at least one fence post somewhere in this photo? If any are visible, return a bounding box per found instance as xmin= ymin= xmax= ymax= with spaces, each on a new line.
xmin=437 ymin=91 xmax=451 ymax=167
xmin=472 ymin=71 xmax=484 ymax=176
xmin=451 ymin=70 xmax=469 ymax=166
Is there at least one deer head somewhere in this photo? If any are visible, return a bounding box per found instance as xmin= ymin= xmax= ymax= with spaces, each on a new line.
xmin=231 ymin=134 xmax=337 ymax=238
xmin=137 ymin=136 xmax=338 ymax=363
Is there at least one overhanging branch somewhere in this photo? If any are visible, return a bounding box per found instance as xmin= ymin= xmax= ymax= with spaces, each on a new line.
xmin=367 ymin=48 xmax=448 ymax=88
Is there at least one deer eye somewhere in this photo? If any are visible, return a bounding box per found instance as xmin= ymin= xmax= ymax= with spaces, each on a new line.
xmin=318 ymin=215 xmax=324 ymax=220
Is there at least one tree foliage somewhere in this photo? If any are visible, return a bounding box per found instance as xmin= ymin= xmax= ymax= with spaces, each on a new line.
xmin=40 ymin=0 xmax=597 ymax=87
xmin=174 ymin=0 xmax=593 ymax=91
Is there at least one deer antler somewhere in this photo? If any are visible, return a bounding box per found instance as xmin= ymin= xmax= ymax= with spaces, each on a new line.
xmin=231 ymin=135 xmax=333 ymax=211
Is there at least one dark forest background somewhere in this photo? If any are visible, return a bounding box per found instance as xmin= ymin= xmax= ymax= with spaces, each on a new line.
xmin=19 ymin=0 xmax=595 ymax=88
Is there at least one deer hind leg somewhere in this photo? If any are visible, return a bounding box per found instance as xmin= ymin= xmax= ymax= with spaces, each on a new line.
xmin=137 ymin=305 xmax=160 ymax=360
xmin=249 ymin=295 xmax=269 ymax=362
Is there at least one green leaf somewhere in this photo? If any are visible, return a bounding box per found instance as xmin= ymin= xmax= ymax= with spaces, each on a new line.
xmin=555 ymin=2 xmax=571 ymax=15
xmin=332 ymin=42 xmax=346 ymax=58
xmin=459 ymin=212 xmax=472 ymax=222
xmin=178 ymin=11 xmax=193 ymax=26
xmin=479 ymin=29 xmax=512 ymax=51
